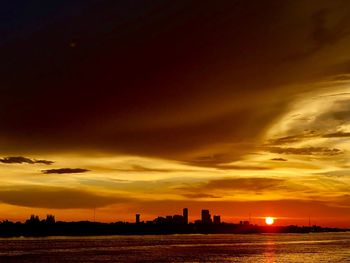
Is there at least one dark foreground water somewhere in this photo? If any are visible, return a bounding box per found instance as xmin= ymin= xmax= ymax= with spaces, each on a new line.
xmin=0 ymin=232 xmax=349 ymax=262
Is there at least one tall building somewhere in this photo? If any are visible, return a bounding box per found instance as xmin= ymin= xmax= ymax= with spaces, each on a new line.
xmin=136 ymin=214 xmax=140 ymax=224
xmin=183 ymin=208 xmax=188 ymax=224
xmin=201 ymin=209 xmax=212 ymax=224
xmin=213 ymin=215 xmax=221 ymax=224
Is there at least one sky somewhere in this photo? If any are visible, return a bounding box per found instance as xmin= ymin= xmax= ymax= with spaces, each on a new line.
xmin=1 ymin=0 xmax=350 ymax=227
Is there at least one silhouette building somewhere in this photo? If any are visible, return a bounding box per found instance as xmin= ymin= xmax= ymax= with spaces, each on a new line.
xmin=172 ymin=215 xmax=184 ymax=224
xmin=183 ymin=208 xmax=188 ymax=224
xmin=136 ymin=214 xmax=140 ymax=224
xmin=213 ymin=215 xmax=221 ymax=224
xmin=201 ymin=209 xmax=212 ymax=224
xmin=153 ymin=216 xmax=167 ymax=224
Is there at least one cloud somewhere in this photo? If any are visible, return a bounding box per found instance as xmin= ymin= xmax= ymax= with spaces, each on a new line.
xmin=0 ymin=157 xmax=34 ymax=164
xmin=180 ymin=193 xmax=221 ymax=199
xmin=0 ymin=156 xmax=53 ymax=165
xmin=264 ymin=146 xmax=343 ymax=156
xmin=0 ymin=186 xmax=128 ymax=209
xmin=323 ymin=131 xmax=350 ymax=138
xmin=1 ymin=1 xmax=350 ymax=168
xmin=204 ymin=178 xmax=285 ymax=191
xmin=267 ymin=131 xmax=318 ymax=145
xmin=34 ymin=159 xmax=54 ymax=165
xmin=271 ymin=158 xmax=288 ymax=161
xmin=307 ymin=99 xmax=350 ymax=131
xmin=215 ymin=165 xmax=271 ymax=170
xmin=285 ymin=7 xmax=350 ymax=61
xmin=41 ymin=168 xmax=90 ymax=174
xmin=177 ymin=178 xmax=286 ymax=197
xmin=314 ymin=169 xmax=350 ymax=178
xmin=115 ymin=165 xmax=190 ymax=173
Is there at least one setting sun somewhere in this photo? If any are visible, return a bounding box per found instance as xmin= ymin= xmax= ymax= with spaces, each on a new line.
xmin=265 ymin=217 xmax=274 ymax=225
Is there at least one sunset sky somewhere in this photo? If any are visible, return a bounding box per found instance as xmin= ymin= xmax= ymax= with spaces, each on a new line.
xmin=1 ymin=1 xmax=350 ymax=227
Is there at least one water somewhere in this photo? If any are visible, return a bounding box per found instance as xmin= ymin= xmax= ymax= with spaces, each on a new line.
xmin=0 ymin=232 xmax=349 ymax=262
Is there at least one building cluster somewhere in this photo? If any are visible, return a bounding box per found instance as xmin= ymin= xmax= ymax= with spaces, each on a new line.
xmin=194 ymin=209 xmax=221 ymax=224
xmin=136 ymin=208 xmax=223 ymax=225
xmin=23 ymin=210 xmax=251 ymax=227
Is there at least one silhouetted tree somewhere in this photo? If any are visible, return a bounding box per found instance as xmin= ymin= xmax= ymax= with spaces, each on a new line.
xmin=45 ymin=214 xmax=56 ymax=224
xmin=25 ymin=215 xmax=40 ymax=225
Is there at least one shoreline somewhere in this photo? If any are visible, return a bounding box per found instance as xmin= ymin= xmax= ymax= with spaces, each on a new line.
xmin=0 ymin=221 xmax=348 ymax=238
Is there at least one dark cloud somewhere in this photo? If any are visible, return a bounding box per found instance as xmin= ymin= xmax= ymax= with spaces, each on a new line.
xmin=0 ymin=156 xmax=34 ymax=164
xmin=314 ymin=99 xmax=350 ymax=124
xmin=33 ymin=159 xmax=54 ymax=165
xmin=323 ymin=132 xmax=350 ymax=138
xmin=271 ymin=158 xmax=288 ymax=161
xmin=187 ymin=153 xmax=272 ymax=169
xmin=265 ymin=146 xmax=343 ymax=156
xmin=0 ymin=156 xmax=53 ymax=165
xmin=272 ymin=129 xmax=350 ymax=143
xmin=41 ymin=168 xmax=90 ymax=174
xmin=285 ymin=6 xmax=350 ymax=61
xmin=1 ymin=1 xmax=350 ymax=167
xmin=267 ymin=131 xmax=318 ymax=145
xmin=0 ymin=186 xmax=127 ymax=209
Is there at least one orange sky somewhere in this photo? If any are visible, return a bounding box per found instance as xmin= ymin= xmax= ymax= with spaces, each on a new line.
xmin=1 ymin=1 xmax=350 ymax=227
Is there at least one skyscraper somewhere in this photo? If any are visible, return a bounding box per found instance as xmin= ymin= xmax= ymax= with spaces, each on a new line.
xmin=183 ymin=208 xmax=188 ymax=224
xmin=213 ymin=215 xmax=221 ymax=224
xmin=201 ymin=209 xmax=212 ymax=224
xmin=136 ymin=214 xmax=140 ymax=224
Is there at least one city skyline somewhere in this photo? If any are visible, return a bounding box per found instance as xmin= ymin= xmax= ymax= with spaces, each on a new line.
xmin=0 ymin=206 xmax=327 ymax=228
xmin=2 ymin=208 xmax=346 ymax=239
xmin=0 ymin=207 xmax=325 ymax=229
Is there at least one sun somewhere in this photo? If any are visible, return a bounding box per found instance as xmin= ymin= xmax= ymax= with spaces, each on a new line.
xmin=265 ymin=217 xmax=274 ymax=225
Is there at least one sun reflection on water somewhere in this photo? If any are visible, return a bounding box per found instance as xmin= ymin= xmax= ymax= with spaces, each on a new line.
xmin=264 ymin=239 xmax=276 ymax=263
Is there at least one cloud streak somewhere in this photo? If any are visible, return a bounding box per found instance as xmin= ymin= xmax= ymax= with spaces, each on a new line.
xmin=323 ymin=132 xmax=350 ymax=138
xmin=271 ymin=158 xmax=288 ymax=161
xmin=267 ymin=131 xmax=319 ymax=145
xmin=41 ymin=168 xmax=90 ymax=174
xmin=0 ymin=156 xmax=53 ymax=165
xmin=115 ymin=165 xmax=191 ymax=173
xmin=264 ymin=146 xmax=343 ymax=156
